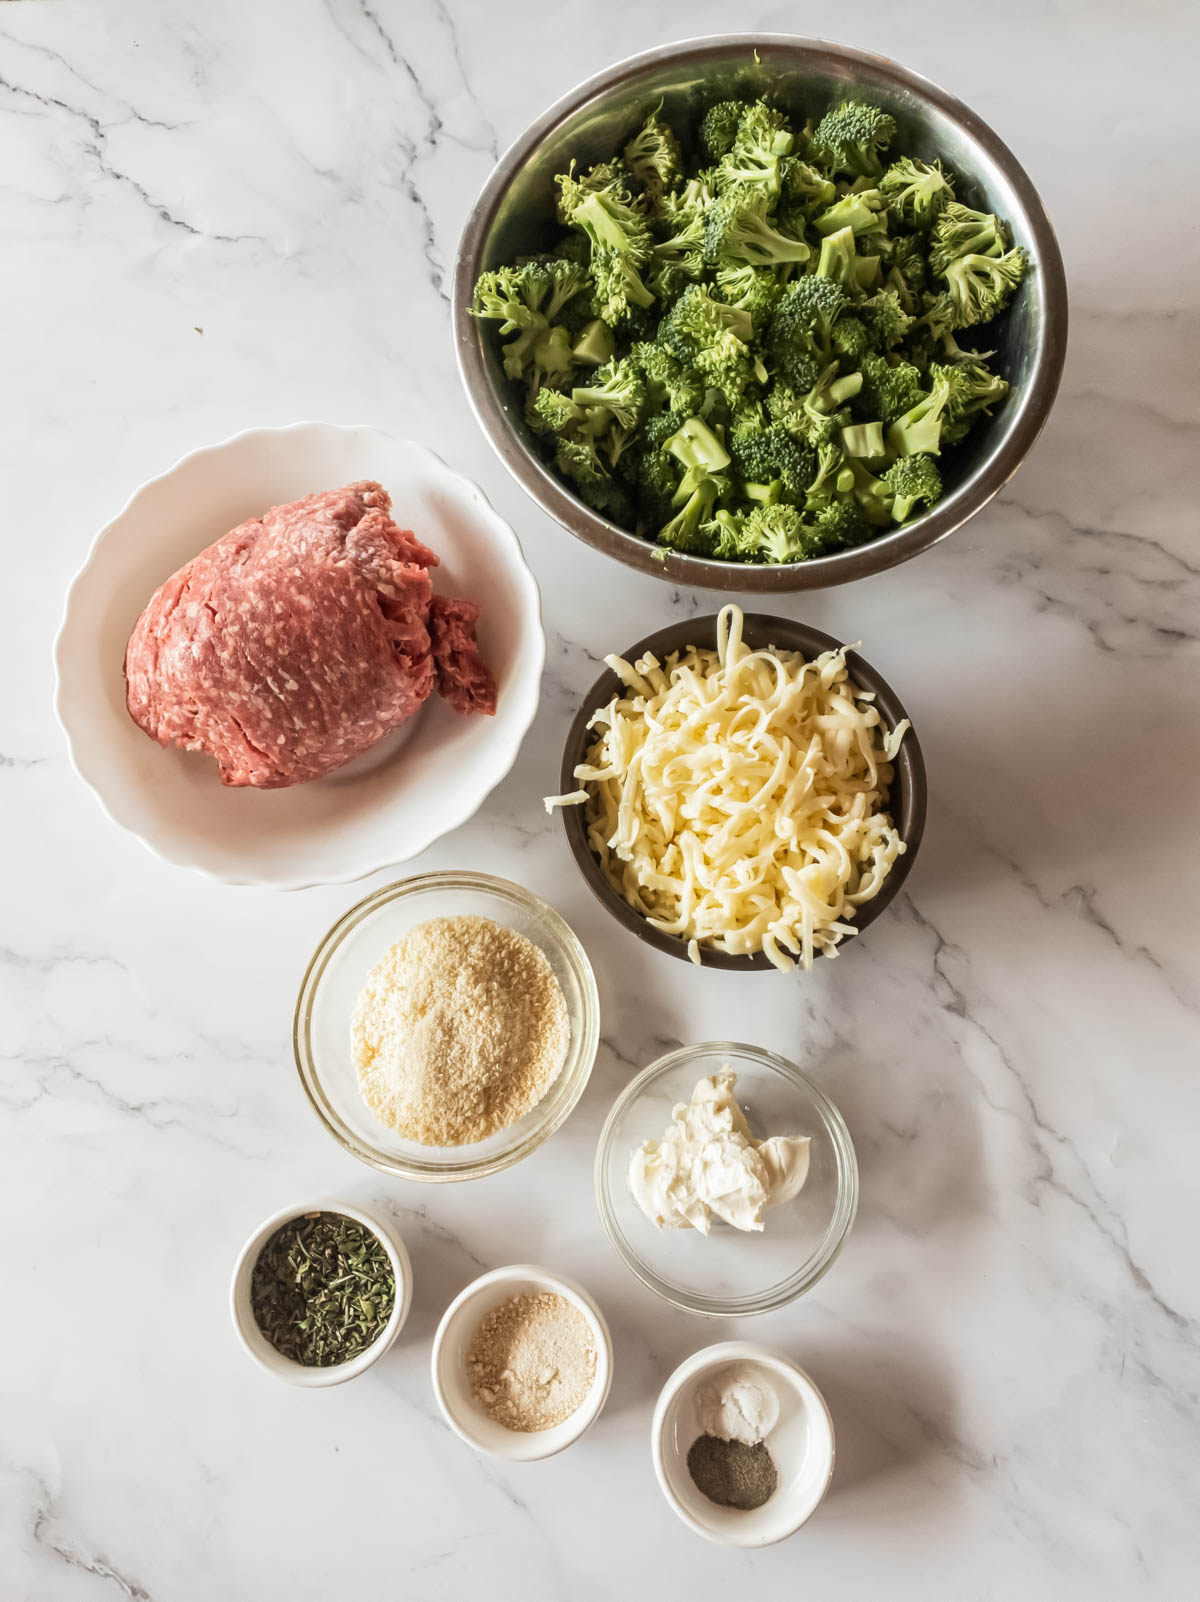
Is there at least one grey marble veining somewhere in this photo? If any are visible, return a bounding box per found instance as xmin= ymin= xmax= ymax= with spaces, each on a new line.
xmin=3 ymin=1 xmax=1199 ymax=1597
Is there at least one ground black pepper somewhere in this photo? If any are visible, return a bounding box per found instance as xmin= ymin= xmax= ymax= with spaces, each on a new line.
xmin=687 ymin=1433 xmax=778 ymax=1510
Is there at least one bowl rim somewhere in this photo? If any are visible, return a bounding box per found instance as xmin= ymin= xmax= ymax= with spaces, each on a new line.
xmin=229 ymin=1198 xmax=413 ymax=1387
xmin=594 ymin=1041 xmax=860 ymax=1316
xmin=650 ymin=1340 xmax=837 ymax=1544
xmin=556 ymin=611 xmax=927 ymax=970
xmin=51 ymin=421 xmax=545 ymax=890
xmin=453 ymin=33 xmax=1069 ymax=593
xmin=293 ymin=870 xmax=601 ymax=1182
xmin=430 ymin=1263 xmax=614 ymax=1460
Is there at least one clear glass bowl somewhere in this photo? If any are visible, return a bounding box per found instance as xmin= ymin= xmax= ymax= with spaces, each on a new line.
xmin=294 ymin=872 xmax=599 ymax=1181
xmin=595 ymin=1043 xmax=858 ymax=1316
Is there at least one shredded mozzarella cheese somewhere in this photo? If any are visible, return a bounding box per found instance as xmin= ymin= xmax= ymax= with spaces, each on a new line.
xmin=545 ymin=605 xmax=909 ymax=971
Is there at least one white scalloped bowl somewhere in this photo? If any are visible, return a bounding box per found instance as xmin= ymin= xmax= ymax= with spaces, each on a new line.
xmin=53 ymin=424 xmax=544 ymax=888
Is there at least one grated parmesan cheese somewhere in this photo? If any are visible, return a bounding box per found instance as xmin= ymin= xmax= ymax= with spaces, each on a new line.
xmin=546 ymin=605 xmax=909 ymax=972
xmin=352 ymin=915 xmax=569 ymax=1145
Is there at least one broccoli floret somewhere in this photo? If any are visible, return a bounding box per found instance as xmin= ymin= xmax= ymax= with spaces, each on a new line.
xmin=658 ymin=425 xmax=732 ymax=549
xmin=812 ymin=101 xmax=897 ymax=179
xmin=880 ymin=157 xmax=954 ymax=229
xmin=873 ymin=234 xmax=927 ymax=316
xmin=624 ymin=110 xmax=682 ymax=200
xmin=857 ymin=352 xmax=925 ymax=422
xmin=666 ymin=414 xmax=732 ymax=478
xmin=766 ymin=380 xmax=820 ymax=432
xmin=639 ymin=406 xmax=689 ymax=451
xmin=658 ymin=418 xmax=732 ymax=553
xmin=591 ymin=246 xmax=657 ymax=324
xmin=470 ymin=260 xmax=591 ymax=379
xmin=766 ymin=365 xmax=860 ymax=454
xmin=600 ymin=422 xmax=636 ymax=471
xmin=700 ymin=100 xmax=745 ymax=160
xmin=471 ymin=266 xmax=542 ymax=332
xmin=657 ymin=172 xmax=718 ymax=228
xmin=650 ymin=190 xmax=706 ymax=270
xmin=844 ymin=457 xmax=895 ymax=525
xmin=726 ymin=387 xmax=769 ymax=430
xmin=765 ymin=275 xmax=850 ymax=385
xmin=832 ymin=316 xmax=872 ymax=360
xmin=646 ymin=259 xmax=695 ymax=307
xmin=471 ymin=259 xmax=586 ymax=328
xmin=911 ymin=289 xmax=959 ymax=347
xmin=931 ymin=352 xmax=1010 ymax=442
xmin=815 ymin=225 xmax=860 ymax=291
xmin=812 ymin=495 xmax=872 ymax=551
xmin=883 ymin=453 xmax=943 ymax=521
xmin=556 ymin=162 xmax=648 ymax=253
xmin=762 ymin=370 xmax=858 ymax=464
xmin=557 ymin=163 xmax=655 ymax=321
xmin=942 ymin=247 xmax=1026 ymax=329
xmin=778 ymin=155 xmax=837 ymax=212
xmin=765 ymin=378 xmax=820 ymax=429
xmin=858 ymin=289 xmax=913 ymax=350
xmin=511 ymin=323 xmax=573 ymax=398
xmin=630 ymin=340 xmax=706 ymax=414
xmin=813 ymin=188 xmax=888 ymax=238
xmin=885 ymin=367 xmax=954 ymax=456
xmin=658 ymin=488 xmax=721 ymax=553
xmin=555 ymin=435 xmax=632 ymax=520
xmin=708 ymin=503 xmax=826 ymax=564
xmin=659 ymin=284 xmax=762 ymax=401
xmin=718 ymin=98 xmax=795 ymax=199
xmin=929 ymin=201 xmax=1008 ymax=273
xmin=714 ymin=264 xmax=785 ymax=324
xmin=702 ymin=191 xmax=812 ymax=270
xmin=623 ymin=446 xmax=680 ymax=526
xmin=729 ymin=422 xmax=817 ymax=501
xmin=527 ymin=388 xmax=586 ymax=436
xmin=570 ymin=357 xmax=647 ymax=431
xmin=660 ymin=283 xmax=754 ymax=352
xmin=803 ymin=439 xmax=851 ymax=511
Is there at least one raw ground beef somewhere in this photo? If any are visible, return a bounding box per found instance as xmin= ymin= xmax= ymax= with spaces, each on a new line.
xmin=124 ymin=481 xmax=497 ymax=788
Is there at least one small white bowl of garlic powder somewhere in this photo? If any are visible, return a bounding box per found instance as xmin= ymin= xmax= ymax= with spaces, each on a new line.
xmin=431 ymin=1265 xmax=613 ymax=1461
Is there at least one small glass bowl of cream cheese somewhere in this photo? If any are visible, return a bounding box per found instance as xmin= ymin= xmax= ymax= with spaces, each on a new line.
xmin=594 ymin=1043 xmax=858 ymax=1316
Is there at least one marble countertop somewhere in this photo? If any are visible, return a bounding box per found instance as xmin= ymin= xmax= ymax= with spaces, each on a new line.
xmin=3 ymin=1 xmax=1198 ymax=1596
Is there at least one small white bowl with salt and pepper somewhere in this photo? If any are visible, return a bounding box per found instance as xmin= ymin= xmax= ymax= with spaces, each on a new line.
xmin=652 ymin=1341 xmax=835 ymax=1546
xmin=230 ymin=1199 xmax=413 ymax=1388
xmin=432 ymin=1265 xmax=613 ymax=1461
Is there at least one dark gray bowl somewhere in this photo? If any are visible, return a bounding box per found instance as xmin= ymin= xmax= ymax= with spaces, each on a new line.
xmin=453 ymin=34 xmax=1068 ymax=592
xmin=557 ymin=613 xmax=926 ymax=969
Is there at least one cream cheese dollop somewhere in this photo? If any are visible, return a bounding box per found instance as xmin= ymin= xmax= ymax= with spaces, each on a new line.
xmin=628 ymin=1069 xmax=811 ymax=1234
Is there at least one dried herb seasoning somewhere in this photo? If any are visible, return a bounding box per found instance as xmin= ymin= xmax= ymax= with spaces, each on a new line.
xmin=249 ymin=1210 xmax=395 ymax=1367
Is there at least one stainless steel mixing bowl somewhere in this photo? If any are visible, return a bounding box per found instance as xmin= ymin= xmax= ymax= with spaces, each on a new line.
xmin=453 ymin=35 xmax=1068 ymax=593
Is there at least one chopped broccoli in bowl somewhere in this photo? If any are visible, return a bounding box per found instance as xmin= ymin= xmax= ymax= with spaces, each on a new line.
xmin=470 ymin=92 xmax=1027 ymax=566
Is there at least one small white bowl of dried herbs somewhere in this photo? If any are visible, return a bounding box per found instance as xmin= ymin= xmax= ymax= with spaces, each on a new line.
xmin=230 ymin=1200 xmax=412 ymax=1386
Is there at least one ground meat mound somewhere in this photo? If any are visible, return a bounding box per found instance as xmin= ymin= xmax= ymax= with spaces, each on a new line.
xmin=124 ymin=480 xmax=497 ymax=788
